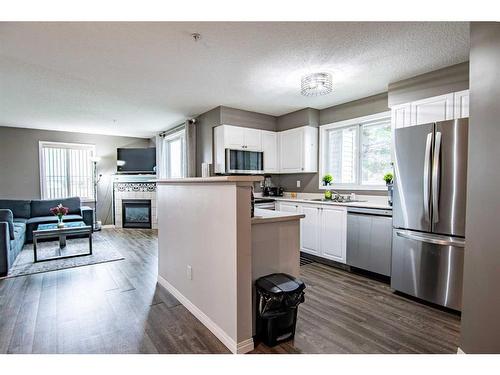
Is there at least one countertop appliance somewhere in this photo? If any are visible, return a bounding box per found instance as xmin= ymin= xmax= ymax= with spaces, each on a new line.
xmin=255 ymin=198 xmax=275 ymax=210
xmin=392 ymin=118 xmax=468 ymax=311
xmin=347 ymin=207 xmax=393 ymax=277
xmin=225 ymin=149 xmax=264 ymax=174
xmin=263 ymin=186 xmax=284 ymax=197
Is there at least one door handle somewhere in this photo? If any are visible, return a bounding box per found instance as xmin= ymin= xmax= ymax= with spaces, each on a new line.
xmin=395 ymin=230 xmax=465 ymax=247
xmin=432 ymin=131 xmax=442 ymax=223
xmin=423 ymin=132 xmax=433 ymax=222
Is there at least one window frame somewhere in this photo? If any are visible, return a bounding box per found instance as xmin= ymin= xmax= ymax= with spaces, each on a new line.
xmin=163 ymin=129 xmax=187 ymax=178
xmin=318 ymin=111 xmax=392 ymax=191
xmin=39 ymin=141 xmax=96 ymax=201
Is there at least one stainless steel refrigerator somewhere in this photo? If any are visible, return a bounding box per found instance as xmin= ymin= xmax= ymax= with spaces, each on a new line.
xmin=392 ymin=118 xmax=468 ymax=311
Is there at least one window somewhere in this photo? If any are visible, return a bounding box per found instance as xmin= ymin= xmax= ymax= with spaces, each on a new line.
xmin=319 ymin=112 xmax=392 ymax=189
xmin=39 ymin=141 xmax=96 ymax=200
xmin=163 ymin=129 xmax=186 ymax=178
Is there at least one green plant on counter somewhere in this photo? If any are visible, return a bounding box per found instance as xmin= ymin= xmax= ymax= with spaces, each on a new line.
xmin=322 ymin=174 xmax=334 ymax=200
xmin=383 ymin=172 xmax=393 ymax=185
xmin=322 ymin=174 xmax=333 ymax=186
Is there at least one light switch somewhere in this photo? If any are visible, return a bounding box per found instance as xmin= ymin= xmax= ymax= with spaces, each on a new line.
xmin=296 ymin=180 xmax=301 ymax=188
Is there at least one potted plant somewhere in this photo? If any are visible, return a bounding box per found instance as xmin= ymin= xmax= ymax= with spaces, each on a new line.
xmin=50 ymin=204 xmax=69 ymax=228
xmin=383 ymin=172 xmax=394 ymax=206
xmin=322 ymin=174 xmax=334 ymax=200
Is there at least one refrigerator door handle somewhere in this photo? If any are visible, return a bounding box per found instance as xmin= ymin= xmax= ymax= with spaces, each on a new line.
xmin=395 ymin=229 xmax=465 ymax=248
xmin=432 ymin=131 xmax=442 ymax=223
xmin=423 ymin=132 xmax=433 ymax=221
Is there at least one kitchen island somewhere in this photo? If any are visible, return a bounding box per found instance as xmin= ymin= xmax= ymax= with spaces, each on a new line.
xmin=156 ymin=177 xmax=303 ymax=353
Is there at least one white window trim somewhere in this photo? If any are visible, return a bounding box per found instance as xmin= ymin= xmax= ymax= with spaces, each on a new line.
xmin=39 ymin=141 xmax=96 ymax=200
xmin=163 ymin=129 xmax=187 ymax=178
xmin=319 ymin=111 xmax=391 ymax=191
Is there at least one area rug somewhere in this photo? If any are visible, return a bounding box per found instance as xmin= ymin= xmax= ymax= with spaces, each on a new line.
xmin=5 ymin=235 xmax=124 ymax=278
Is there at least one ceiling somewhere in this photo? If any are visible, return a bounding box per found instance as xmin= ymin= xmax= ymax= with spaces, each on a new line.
xmin=0 ymin=22 xmax=469 ymax=138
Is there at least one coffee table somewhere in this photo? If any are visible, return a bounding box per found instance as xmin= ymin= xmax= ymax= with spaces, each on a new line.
xmin=33 ymin=221 xmax=93 ymax=262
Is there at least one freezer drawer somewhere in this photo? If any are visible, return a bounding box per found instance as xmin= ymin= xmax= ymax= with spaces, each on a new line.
xmin=347 ymin=211 xmax=392 ymax=276
xmin=391 ymin=229 xmax=464 ymax=310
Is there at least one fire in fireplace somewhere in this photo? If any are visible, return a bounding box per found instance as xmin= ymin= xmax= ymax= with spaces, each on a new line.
xmin=122 ymin=199 xmax=152 ymax=229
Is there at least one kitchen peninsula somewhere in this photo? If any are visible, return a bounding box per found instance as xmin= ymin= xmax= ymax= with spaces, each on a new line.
xmin=156 ymin=176 xmax=304 ymax=354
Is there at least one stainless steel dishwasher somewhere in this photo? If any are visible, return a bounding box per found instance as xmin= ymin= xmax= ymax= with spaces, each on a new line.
xmin=346 ymin=207 xmax=393 ymax=276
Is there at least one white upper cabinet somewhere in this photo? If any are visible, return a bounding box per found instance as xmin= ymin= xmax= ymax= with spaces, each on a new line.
xmin=391 ymin=90 xmax=469 ymax=129
xmin=391 ymin=103 xmax=411 ymax=129
xmin=279 ymin=126 xmax=318 ymax=173
xmin=261 ymin=130 xmax=279 ymax=173
xmin=218 ymin=125 xmax=262 ymax=151
xmin=454 ymin=89 xmax=470 ymax=119
xmin=410 ymin=93 xmax=454 ymax=126
xmin=243 ymin=128 xmax=263 ymax=151
xmin=214 ymin=124 xmax=318 ymax=175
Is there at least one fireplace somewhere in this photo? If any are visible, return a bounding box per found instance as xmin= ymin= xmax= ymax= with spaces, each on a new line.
xmin=121 ymin=199 xmax=152 ymax=229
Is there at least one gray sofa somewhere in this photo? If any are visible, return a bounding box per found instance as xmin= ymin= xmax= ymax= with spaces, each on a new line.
xmin=0 ymin=197 xmax=93 ymax=276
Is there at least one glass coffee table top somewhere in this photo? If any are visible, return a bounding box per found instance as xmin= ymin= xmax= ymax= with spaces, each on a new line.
xmin=37 ymin=221 xmax=88 ymax=231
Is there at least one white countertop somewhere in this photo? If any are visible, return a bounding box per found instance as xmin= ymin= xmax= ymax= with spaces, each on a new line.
xmin=252 ymin=208 xmax=305 ymax=224
xmin=263 ymin=197 xmax=392 ymax=210
xmin=156 ymin=176 xmax=263 ymax=184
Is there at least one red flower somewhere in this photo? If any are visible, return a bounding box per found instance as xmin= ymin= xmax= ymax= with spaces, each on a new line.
xmin=50 ymin=204 xmax=69 ymax=217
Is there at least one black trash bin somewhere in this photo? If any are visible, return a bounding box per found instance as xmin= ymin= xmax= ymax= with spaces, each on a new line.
xmin=255 ymin=273 xmax=306 ymax=347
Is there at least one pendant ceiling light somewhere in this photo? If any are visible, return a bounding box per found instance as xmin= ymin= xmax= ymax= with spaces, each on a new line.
xmin=301 ymin=72 xmax=333 ymax=97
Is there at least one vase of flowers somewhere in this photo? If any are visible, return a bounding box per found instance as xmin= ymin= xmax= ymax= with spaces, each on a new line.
xmin=50 ymin=204 xmax=69 ymax=228
xmin=322 ymin=174 xmax=334 ymax=200
xmin=383 ymin=172 xmax=394 ymax=206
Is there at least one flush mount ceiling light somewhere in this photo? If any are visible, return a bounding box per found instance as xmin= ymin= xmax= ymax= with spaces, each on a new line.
xmin=301 ymin=72 xmax=333 ymax=97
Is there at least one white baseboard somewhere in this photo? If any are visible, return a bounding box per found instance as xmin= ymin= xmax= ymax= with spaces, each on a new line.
xmin=457 ymin=347 xmax=466 ymax=354
xmin=157 ymin=275 xmax=254 ymax=354
xmin=101 ymin=224 xmax=115 ymax=229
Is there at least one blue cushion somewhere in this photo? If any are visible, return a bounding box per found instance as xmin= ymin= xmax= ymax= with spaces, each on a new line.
xmin=13 ymin=221 xmax=26 ymax=238
xmin=0 ymin=199 xmax=31 ymax=219
xmin=26 ymin=214 xmax=83 ymax=225
xmin=0 ymin=209 xmax=14 ymax=240
xmin=30 ymin=197 xmax=81 ymax=217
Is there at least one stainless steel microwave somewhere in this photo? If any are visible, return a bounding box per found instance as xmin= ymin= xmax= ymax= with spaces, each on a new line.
xmin=225 ymin=149 xmax=264 ymax=174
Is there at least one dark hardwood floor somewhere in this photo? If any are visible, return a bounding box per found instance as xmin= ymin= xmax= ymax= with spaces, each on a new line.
xmin=0 ymin=229 xmax=460 ymax=354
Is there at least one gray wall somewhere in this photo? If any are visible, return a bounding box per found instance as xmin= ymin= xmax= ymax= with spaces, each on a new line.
xmin=460 ymin=22 xmax=500 ymax=354
xmin=0 ymin=126 xmax=149 ymax=225
xmin=195 ymin=107 xmax=223 ymax=177
xmin=388 ymin=61 xmax=469 ymax=107
xmin=320 ymin=93 xmax=389 ymax=125
xmin=275 ymin=93 xmax=390 ymax=195
xmin=220 ymin=106 xmax=276 ymax=131
xmin=277 ymin=108 xmax=319 ymax=131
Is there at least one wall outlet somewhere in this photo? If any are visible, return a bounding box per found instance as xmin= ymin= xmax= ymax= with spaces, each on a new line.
xmin=187 ymin=265 xmax=193 ymax=280
xmin=296 ymin=180 xmax=301 ymax=188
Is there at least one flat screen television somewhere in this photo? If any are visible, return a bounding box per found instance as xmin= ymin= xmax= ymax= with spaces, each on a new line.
xmin=117 ymin=148 xmax=156 ymax=174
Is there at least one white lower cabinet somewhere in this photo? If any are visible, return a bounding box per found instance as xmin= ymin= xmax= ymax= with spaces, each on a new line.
xmin=299 ymin=205 xmax=321 ymax=256
xmin=277 ymin=202 xmax=299 ymax=213
xmin=319 ymin=206 xmax=346 ymax=263
xmin=277 ymin=201 xmax=347 ymax=264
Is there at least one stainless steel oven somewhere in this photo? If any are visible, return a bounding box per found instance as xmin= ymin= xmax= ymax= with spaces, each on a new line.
xmin=225 ymin=149 xmax=264 ymax=174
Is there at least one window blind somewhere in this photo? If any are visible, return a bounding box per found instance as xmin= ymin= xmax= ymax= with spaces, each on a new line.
xmin=39 ymin=142 xmax=95 ymax=200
